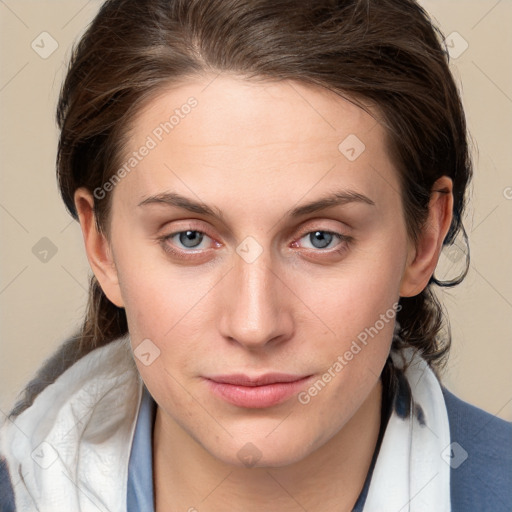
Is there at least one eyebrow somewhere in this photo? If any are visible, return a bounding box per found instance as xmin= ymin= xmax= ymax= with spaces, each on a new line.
xmin=289 ymin=189 xmax=375 ymax=216
xmin=137 ymin=189 xmax=375 ymax=219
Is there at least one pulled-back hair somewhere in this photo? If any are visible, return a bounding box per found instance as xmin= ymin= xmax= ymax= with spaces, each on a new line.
xmin=11 ymin=0 xmax=471 ymax=417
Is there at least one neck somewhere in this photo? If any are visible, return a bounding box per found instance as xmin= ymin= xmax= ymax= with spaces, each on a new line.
xmin=153 ymin=379 xmax=383 ymax=512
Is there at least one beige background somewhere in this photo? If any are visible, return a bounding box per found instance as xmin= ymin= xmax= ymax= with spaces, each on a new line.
xmin=0 ymin=1 xmax=511 ymax=421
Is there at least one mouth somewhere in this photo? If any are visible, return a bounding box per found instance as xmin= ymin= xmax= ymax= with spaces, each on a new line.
xmin=203 ymin=373 xmax=313 ymax=408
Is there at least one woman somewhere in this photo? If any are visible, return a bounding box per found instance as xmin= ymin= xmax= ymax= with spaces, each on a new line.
xmin=1 ymin=0 xmax=511 ymax=510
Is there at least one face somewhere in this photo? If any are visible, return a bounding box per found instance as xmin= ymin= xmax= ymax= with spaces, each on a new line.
xmin=104 ymin=75 xmax=412 ymax=467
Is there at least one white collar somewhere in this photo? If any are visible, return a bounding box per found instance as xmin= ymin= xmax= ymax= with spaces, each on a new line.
xmin=363 ymin=347 xmax=451 ymax=511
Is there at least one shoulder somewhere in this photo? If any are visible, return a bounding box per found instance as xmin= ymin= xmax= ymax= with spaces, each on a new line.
xmin=0 ymin=335 xmax=140 ymax=512
xmin=442 ymin=387 xmax=512 ymax=512
xmin=0 ymin=455 xmax=16 ymax=512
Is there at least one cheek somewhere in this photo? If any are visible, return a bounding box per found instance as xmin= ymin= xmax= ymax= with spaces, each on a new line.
xmin=311 ymin=238 xmax=405 ymax=337
xmin=119 ymin=266 xmax=207 ymax=346
xmin=117 ymin=261 xmax=209 ymax=412
xmin=113 ymin=242 xmax=219 ymax=375
xmin=299 ymin=235 xmax=404 ymax=394
xmin=296 ymin=281 xmax=399 ymax=445
xmin=111 ymin=227 xmax=192 ymax=336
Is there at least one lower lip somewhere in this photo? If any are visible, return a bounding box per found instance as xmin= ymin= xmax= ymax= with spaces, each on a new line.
xmin=205 ymin=377 xmax=312 ymax=408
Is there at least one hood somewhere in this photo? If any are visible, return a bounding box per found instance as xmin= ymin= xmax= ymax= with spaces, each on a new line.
xmin=0 ymin=335 xmax=142 ymax=512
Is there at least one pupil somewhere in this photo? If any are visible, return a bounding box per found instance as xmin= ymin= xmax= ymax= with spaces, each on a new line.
xmin=311 ymin=231 xmax=332 ymax=249
xmin=180 ymin=230 xmax=203 ymax=248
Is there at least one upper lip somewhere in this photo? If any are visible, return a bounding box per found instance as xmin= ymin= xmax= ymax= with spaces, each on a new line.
xmin=206 ymin=373 xmax=310 ymax=387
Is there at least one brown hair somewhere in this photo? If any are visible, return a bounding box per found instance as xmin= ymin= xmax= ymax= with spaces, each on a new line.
xmin=11 ymin=0 xmax=471 ymax=417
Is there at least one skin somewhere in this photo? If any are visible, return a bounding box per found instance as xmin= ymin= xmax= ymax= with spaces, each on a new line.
xmin=75 ymin=74 xmax=453 ymax=511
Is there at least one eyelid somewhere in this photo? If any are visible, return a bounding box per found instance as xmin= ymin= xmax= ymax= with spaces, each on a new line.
xmin=161 ymin=220 xmax=215 ymax=240
xmin=293 ymin=219 xmax=352 ymax=240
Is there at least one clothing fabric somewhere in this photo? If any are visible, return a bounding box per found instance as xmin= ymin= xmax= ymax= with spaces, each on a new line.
xmin=364 ymin=348 xmax=452 ymax=510
xmin=1 ymin=337 xmax=141 ymax=512
xmin=0 ymin=334 xmax=511 ymax=511
xmin=126 ymin=385 xmax=156 ymax=512
xmin=442 ymin=388 xmax=512 ymax=511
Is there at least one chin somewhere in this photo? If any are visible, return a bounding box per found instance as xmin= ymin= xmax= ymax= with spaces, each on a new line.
xmin=204 ymin=429 xmax=318 ymax=469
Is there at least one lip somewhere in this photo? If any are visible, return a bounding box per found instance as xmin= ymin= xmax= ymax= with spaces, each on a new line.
xmin=204 ymin=373 xmax=313 ymax=408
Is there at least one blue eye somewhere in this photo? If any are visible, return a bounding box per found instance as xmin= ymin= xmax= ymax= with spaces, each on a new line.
xmin=299 ymin=230 xmax=345 ymax=250
xmin=168 ymin=230 xmax=208 ymax=249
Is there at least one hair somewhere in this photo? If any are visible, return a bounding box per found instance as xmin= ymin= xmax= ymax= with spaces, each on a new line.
xmin=10 ymin=0 xmax=471 ymax=418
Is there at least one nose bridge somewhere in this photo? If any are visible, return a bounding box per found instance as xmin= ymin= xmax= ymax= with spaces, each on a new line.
xmin=220 ymin=241 xmax=292 ymax=349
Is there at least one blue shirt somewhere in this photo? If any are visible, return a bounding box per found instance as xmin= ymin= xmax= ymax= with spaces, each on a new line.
xmin=127 ymin=385 xmax=157 ymax=512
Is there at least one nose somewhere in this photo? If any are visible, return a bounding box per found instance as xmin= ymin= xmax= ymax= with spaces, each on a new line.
xmin=218 ymin=245 xmax=294 ymax=350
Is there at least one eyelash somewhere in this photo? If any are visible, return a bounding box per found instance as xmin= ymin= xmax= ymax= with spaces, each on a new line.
xmin=156 ymin=223 xmax=353 ymax=259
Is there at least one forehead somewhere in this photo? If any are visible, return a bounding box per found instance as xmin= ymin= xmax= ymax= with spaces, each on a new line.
xmin=131 ymin=74 xmax=374 ymax=147
xmin=113 ymin=74 xmax=399 ymax=215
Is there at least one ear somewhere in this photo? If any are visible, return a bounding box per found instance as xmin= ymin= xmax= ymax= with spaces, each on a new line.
xmin=399 ymin=176 xmax=454 ymax=297
xmin=74 ymin=187 xmax=124 ymax=307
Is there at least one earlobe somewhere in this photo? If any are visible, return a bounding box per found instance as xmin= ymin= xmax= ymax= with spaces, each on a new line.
xmin=399 ymin=176 xmax=454 ymax=298
xmin=74 ymin=188 xmax=125 ymax=308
